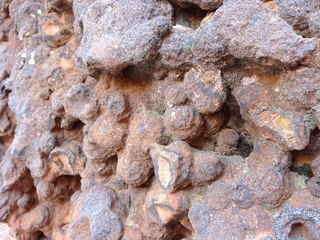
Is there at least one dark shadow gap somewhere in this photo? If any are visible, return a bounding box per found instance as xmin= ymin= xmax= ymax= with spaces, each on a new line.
xmin=288 ymin=223 xmax=314 ymax=240
xmin=172 ymin=2 xmax=208 ymax=29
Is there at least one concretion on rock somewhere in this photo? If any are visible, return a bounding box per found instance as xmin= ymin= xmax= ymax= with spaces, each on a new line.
xmin=144 ymin=189 xmax=189 ymax=226
xmin=184 ymin=68 xmax=226 ymax=114
xmin=253 ymin=106 xmax=309 ymax=150
xmin=74 ymin=0 xmax=173 ymax=74
xmin=233 ymin=83 xmax=311 ymax=150
xmin=274 ymin=206 xmax=320 ymax=239
xmin=64 ymin=83 xmax=99 ymax=123
xmin=47 ymin=141 xmax=86 ymax=181
xmin=88 ymin=114 xmax=128 ymax=153
xmin=164 ymin=105 xmax=203 ymax=141
xmin=70 ymin=186 xmax=123 ymax=240
xmin=156 ymin=25 xmax=194 ymax=73
xmin=216 ymin=128 xmax=239 ymax=152
xmin=117 ymin=147 xmax=154 ymax=186
xmin=163 ymin=68 xmax=227 ymax=115
xmin=150 ymin=141 xmax=223 ymax=192
xmin=104 ymin=91 xmax=130 ymax=121
xmin=39 ymin=12 xmax=72 ymax=47
xmin=0 ymin=0 xmax=320 ymax=239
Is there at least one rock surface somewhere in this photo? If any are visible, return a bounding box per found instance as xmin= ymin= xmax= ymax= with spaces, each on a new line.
xmin=0 ymin=0 xmax=320 ymax=239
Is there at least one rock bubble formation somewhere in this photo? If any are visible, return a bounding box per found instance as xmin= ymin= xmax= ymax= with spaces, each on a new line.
xmin=0 ymin=0 xmax=320 ymax=239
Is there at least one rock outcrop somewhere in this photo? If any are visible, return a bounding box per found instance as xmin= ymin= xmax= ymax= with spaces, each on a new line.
xmin=0 ymin=0 xmax=320 ymax=239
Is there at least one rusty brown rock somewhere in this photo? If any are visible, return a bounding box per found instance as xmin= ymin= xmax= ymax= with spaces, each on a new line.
xmin=82 ymin=137 xmax=110 ymax=162
xmin=144 ymin=190 xmax=189 ymax=226
xmin=274 ymin=0 xmax=320 ymax=37
xmin=193 ymin=0 xmax=316 ymax=67
xmin=46 ymin=141 xmax=86 ymax=181
xmin=277 ymin=67 xmax=320 ymax=110
xmin=164 ymin=105 xmax=203 ymax=141
xmin=249 ymin=139 xmax=291 ymax=169
xmin=104 ymin=91 xmax=130 ymax=121
xmin=202 ymin=111 xmax=226 ymax=138
xmin=311 ymin=155 xmax=320 ymax=177
xmin=243 ymin=166 xmax=293 ymax=206
xmin=233 ymin=83 xmax=311 ymax=150
xmin=9 ymin=1 xmax=41 ymax=41
xmin=165 ymin=84 xmax=189 ymax=107
xmin=74 ymin=0 xmax=173 ymax=74
xmin=274 ymin=206 xmax=320 ymax=239
xmin=185 ymin=68 xmax=226 ymax=114
xmin=20 ymin=204 xmax=51 ymax=232
xmin=150 ymin=141 xmax=223 ymax=192
xmin=87 ymin=114 xmax=128 ymax=157
xmin=64 ymin=83 xmax=99 ymax=123
xmin=39 ymin=12 xmax=71 ymax=47
xmin=216 ymin=129 xmax=239 ymax=153
xmin=1 ymin=0 xmax=320 ymax=239
xmin=253 ymin=106 xmax=309 ymax=150
xmin=69 ymin=186 xmax=123 ymax=240
xmin=309 ymin=10 xmax=320 ymax=38
xmin=117 ymin=147 xmax=154 ymax=186
xmin=308 ymin=177 xmax=320 ymax=197
xmin=116 ymin=111 xmax=165 ymax=186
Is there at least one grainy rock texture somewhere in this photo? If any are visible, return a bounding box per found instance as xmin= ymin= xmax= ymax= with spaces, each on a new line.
xmin=0 ymin=0 xmax=320 ymax=239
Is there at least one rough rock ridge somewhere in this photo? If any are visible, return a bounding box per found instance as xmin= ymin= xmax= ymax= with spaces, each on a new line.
xmin=0 ymin=0 xmax=320 ymax=239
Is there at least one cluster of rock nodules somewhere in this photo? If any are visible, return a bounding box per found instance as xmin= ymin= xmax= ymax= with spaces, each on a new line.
xmin=0 ymin=0 xmax=320 ymax=239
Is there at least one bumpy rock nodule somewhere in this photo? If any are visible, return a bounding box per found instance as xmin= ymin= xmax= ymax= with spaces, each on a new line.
xmin=0 ymin=0 xmax=320 ymax=239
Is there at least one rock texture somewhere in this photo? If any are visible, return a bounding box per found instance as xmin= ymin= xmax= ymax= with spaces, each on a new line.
xmin=0 ymin=0 xmax=320 ymax=239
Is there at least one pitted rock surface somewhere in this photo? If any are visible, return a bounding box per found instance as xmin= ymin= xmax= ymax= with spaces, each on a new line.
xmin=0 ymin=0 xmax=320 ymax=239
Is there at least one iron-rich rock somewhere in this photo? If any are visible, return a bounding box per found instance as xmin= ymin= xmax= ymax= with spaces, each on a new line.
xmin=0 ymin=0 xmax=320 ymax=239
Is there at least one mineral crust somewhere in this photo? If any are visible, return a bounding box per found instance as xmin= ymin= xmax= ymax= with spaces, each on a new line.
xmin=0 ymin=0 xmax=320 ymax=239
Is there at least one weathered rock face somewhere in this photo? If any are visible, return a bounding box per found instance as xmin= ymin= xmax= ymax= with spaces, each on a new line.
xmin=0 ymin=0 xmax=320 ymax=239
